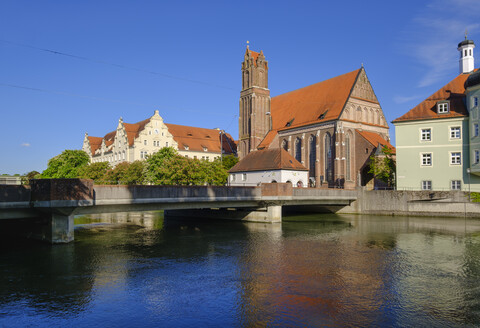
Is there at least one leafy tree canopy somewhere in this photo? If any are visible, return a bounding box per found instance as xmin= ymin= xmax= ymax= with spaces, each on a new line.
xmin=368 ymin=145 xmax=396 ymax=188
xmin=221 ymin=154 xmax=239 ymax=171
xmin=41 ymin=150 xmax=90 ymax=179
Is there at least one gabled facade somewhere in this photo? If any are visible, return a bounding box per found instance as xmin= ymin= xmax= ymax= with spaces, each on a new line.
xmin=393 ymin=37 xmax=480 ymax=191
xmin=239 ymin=47 xmax=392 ymax=189
xmin=83 ymin=110 xmax=236 ymax=165
xmin=229 ymin=148 xmax=308 ymax=187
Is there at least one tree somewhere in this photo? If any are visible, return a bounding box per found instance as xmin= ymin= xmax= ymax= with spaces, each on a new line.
xmin=145 ymin=147 xmax=180 ymax=184
xmin=77 ymin=162 xmax=111 ymax=183
xmin=21 ymin=170 xmax=41 ymax=185
xmin=368 ymin=145 xmax=396 ymax=188
xmin=41 ymin=150 xmax=90 ymax=179
xmin=103 ymin=161 xmax=146 ymax=185
xmin=221 ymin=154 xmax=239 ymax=171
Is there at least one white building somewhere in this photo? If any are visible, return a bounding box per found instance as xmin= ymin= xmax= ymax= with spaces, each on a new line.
xmin=82 ymin=110 xmax=236 ymax=165
xmin=229 ymin=148 xmax=308 ymax=187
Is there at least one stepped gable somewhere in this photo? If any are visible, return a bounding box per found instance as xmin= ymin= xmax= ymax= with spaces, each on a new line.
xmin=123 ymin=118 xmax=150 ymax=146
xmin=356 ymin=130 xmax=395 ymax=154
xmin=229 ymin=148 xmax=307 ymax=173
xmin=87 ymin=136 xmax=102 ymax=155
xmin=393 ymin=70 xmax=479 ymax=123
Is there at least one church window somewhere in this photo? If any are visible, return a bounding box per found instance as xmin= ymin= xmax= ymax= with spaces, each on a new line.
xmin=474 ymin=124 xmax=479 ymax=137
xmin=295 ymin=138 xmax=302 ymax=162
xmin=345 ymin=134 xmax=351 ymax=180
xmin=282 ymin=139 xmax=288 ymax=151
xmin=437 ymin=101 xmax=449 ymax=114
xmin=474 ymin=97 xmax=478 ymax=107
xmin=324 ymin=132 xmax=333 ymax=183
xmin=309 ymin=135 xmax=316 ymax=178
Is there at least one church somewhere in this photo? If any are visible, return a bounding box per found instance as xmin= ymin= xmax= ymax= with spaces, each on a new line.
xmin=238 ymin=46 xmax=393 ymax=189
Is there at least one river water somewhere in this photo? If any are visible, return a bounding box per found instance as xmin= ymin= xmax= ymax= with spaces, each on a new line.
xmin=1 ymin=212 xmax=480 ymax=327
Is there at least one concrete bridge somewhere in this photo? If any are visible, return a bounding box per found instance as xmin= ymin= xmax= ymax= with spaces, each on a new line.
xmin=0 ymin=179 xmax=356 ymax=244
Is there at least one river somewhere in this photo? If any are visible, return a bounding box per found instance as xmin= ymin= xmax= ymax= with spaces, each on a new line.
xmin=1 ymin=212 xmax=480 ymax=327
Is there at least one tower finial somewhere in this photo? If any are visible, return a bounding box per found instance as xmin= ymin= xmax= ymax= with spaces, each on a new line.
xmin=465 ymin=29 xmax=468 ymax=40
xmin=246 ymin=40 xmax=249 ymax=49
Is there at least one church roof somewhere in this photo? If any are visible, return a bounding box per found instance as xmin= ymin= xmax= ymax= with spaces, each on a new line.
xmin=257 ymin=68 xmax=362 ymax=149
xmin=392 ymin=70 xmax=478 ymax=123
xmin=466 ymin=69 xmax=480 ymax=88
xmin=356 ymin=130 xmax=395 ymax=154
xmin=229 ymin=148 xmax=308 ymax=173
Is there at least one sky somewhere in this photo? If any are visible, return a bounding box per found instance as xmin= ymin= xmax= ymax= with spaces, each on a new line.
xmin=1 ymin=0 xmax=479 ymax=174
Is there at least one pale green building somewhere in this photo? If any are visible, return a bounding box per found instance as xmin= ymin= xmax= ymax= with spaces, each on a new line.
xmin=393 ymin=37 xmax=480 ymax=191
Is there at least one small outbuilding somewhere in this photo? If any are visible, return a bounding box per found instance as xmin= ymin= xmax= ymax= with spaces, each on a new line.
xmin=228 ymin=148 xmax=308 ymax=187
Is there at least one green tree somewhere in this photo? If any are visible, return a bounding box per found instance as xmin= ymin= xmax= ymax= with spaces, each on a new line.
xmin=221 ymin=154 xmax=239 ymax=171
xmin=21 ymin=170 xmax=41 ymax=185
xmin=145 ymin=147 xmax=180 ymax=184
xmin=106 ymin=161 xmax=146 ymax=185
xmin=77 ymin=162 xmax=111 ymax=183
xmin=41 ymin=150 xmax=90 ymax=179
xmin=368 ymin=145 xmax=396 ymax=187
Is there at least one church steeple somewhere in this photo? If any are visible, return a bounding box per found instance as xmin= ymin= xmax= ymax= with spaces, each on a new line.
xmin=458 ymin=32 xmax=475 ymax=74
xmin=239 ymin=44 xmax=271 ymax=159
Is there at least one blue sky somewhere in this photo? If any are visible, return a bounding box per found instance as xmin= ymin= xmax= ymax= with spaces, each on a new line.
xmin=1 ymin=0 xmax=479 ymax=174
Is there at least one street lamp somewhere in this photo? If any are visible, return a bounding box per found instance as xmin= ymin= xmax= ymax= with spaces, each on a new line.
xmin=467 ymin=168 xmax=471 ymax=202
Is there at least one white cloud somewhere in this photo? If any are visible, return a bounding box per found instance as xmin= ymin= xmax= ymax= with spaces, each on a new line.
xmin=400 ymin=0 xmax=480 ymax=87
xmin=21 ymin=143 xmax=31 ymax=147
xmin=393 ymin=95 xmax=422 ymax=104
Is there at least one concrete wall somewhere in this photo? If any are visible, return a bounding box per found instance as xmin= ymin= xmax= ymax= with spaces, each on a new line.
xmin=339 ymin=188 xmax=480 ymax=218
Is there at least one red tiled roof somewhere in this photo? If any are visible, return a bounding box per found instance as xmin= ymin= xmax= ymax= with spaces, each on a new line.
xmin=392 ymin=70 xmax=478 ymax=123
xmin=257 ymin=130 xmax=278 ymax=149
xmin=272 ymin=69 xmax=361 ymax=131
xmin=247 ymin=48 xmax=267 ymax=68
xmin=87 ymin=136 xmax=103 ymax=155
xmin=165 ymin=123 xmax=231 ymax=154
xmin=229 ymin=148 xmax=308 ymax=173
xmin=356 ymin=130 xmax=395 ymax=154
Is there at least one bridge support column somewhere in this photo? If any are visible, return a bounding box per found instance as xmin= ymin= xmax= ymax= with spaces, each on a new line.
xmin=164 ymin=205 xmax=283 ymax=223
xmin=30 ymin=212 xmax=75 ymax=244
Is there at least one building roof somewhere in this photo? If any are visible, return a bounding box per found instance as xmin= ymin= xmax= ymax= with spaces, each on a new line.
xmin=356 ymin=130 xmax=395 ymax=154
xmin=246 ymin=47 xmax=267 ymax=68
xmin=458 ymin=39 xmax=475 ymax=48
xmin=392 ymin=71 xmax=478 ymax=123
xmin=257 ymin=68 xmax=362 ymax=149
xmin=466 ymin=69 xmax=480 ymax=88
xmin=87 ymin=136 xmax=103 ymax=155
xmin=165 ymin=123 xmax=235 ymax=154
xmin=229 ymin=148 xmax=308 ymax=173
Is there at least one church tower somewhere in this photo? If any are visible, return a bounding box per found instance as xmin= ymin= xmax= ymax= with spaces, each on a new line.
xmin=458 ymin=33 xmax=475 ymax=74
xmin=238 ymin=45 xmax=271 ymax=159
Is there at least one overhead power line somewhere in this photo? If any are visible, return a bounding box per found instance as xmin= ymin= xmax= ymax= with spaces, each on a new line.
xmin=0 ymin=82 xmax=234 ymax=117
xmin=0 ymin=39 xmax=236 ymax=91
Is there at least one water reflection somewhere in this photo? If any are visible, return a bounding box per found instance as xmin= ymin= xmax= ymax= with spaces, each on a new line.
xmin=0 ymin=212 xmax=479 ymax=327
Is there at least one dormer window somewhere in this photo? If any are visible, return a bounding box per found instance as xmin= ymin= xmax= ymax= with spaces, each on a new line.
xmin=184 ymin=144 xmax=189 ymax=150
xmin=437 ymin=101 xmax=449 ymax=114
xmin=203 ymin=146 xmax=208 ymax=152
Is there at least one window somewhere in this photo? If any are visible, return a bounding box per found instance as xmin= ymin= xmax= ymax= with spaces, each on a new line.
xmin=242 ymin=173 xmax=247 ymax=181
xmin=475 ymin=124 xmax=479 ymax=137
xmin=422 ymin=180 xmax=432 ymax=190
xmin=166 ymin=142 xmax=169 ymax=147
xmin=450 ymin=126 xmax=461 ymax=139
xmin=144 ymin=140 xmax=147 ymax=145
xmin=437 ymin=102 xmax=449 ymax=114
xmin=421 ymin=153 xmax=432 ymax=166
xmin=475 ymin=150 xmax=479 ymax=164
xmin=421 ymin=128 xmax=431 ymax=141
xmin=475 ymin=97 xmax=479 ymax=107
xmin=451 ymin=180 xmax=461 ymax=190
xmin=231 ymin=174 xmax=236 ymax=182
xmin=450 ymin=152 xmax=461 ymax=165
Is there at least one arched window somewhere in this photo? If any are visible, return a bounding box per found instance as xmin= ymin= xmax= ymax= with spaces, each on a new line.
xmin=309 ymin=135 xmax=316 ymax=179
xmin=345 ymin=133 xmax=351 ymax=180
xmin=356 ymin=107 xmax=362 ymax=121
xmin=324 ymin=132 xmax=333 ymax=183
xmin=282 ymin=139 xmax=288 ymax=151
xmin=295 ymin=137 xmax=302 ymax=163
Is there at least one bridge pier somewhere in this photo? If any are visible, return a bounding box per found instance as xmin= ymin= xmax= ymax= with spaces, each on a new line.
xmin=29 ymin=211 xmax=75 ymax=244
xmin=165 ymin=205 xmax=283 ymax=223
